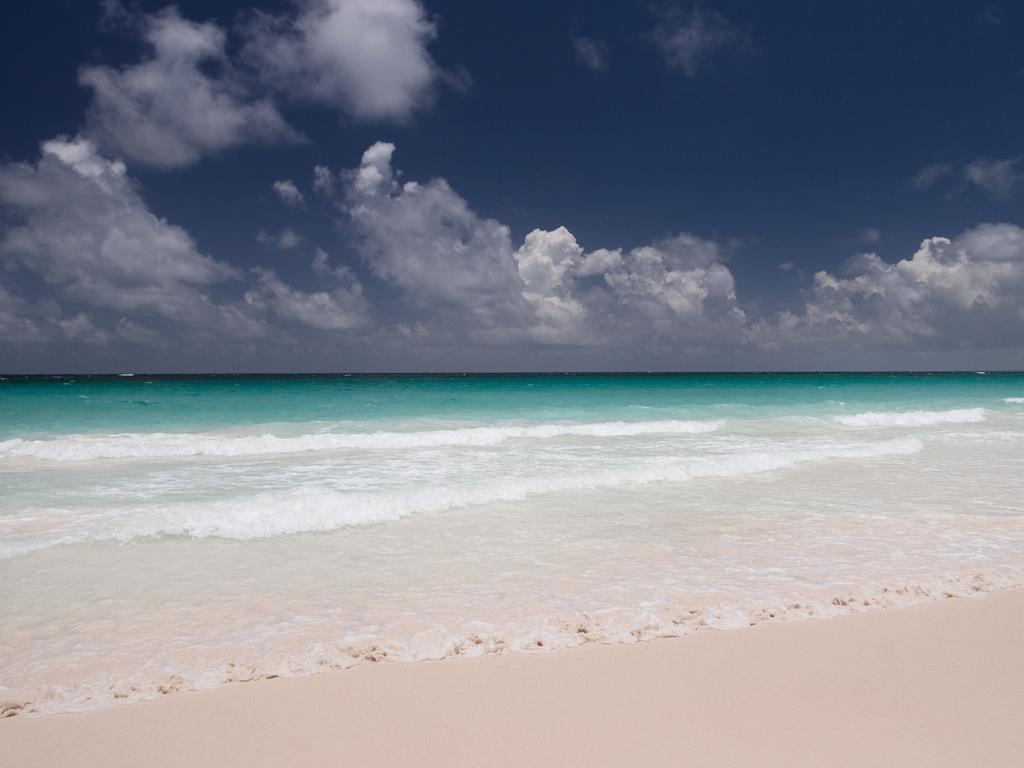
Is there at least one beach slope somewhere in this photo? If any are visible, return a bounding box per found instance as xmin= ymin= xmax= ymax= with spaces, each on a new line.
xmin=3 ymin=589 xmax=1022 ymax=768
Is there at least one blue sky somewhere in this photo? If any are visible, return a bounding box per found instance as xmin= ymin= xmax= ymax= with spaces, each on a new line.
xmin=1 ymin=1 xmax=1023 ymax=372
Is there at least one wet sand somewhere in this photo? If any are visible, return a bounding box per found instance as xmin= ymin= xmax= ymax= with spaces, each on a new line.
xmin=3 ymin=588 xmax=1022 ymax=767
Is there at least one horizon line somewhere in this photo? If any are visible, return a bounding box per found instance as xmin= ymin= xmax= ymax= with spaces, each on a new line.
xmin=3 ymin=370 xmax=1023 ymax=378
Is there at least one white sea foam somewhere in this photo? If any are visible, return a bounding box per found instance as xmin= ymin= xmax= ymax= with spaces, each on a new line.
xmin=835 ymin=408 xmax=986 ymax=428
xmin=0 ymin=419 xmax=722 ymax=462
xmin=5 ymin=376 xmax=1024 ymax=722
xmin=0 ymin=437 xmax=922 ymax=556
xmin=7 ymin=558 xmax=1021 ymax=719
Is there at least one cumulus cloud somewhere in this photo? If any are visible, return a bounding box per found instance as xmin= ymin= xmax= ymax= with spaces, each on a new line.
xmin=340 ymin=142 xmax=751 ymax=348
xmin=244 ymin=263 xmax=368 ymax=331
xmin=514 ymin=227 xmax=589 ymax=343
xmin=572 ymin=34 xmax=609 ymax=71
xmin=338 ymin=141 xmax=1024 ymax=361
xmin=341 ymin=142 xmax=592 ymax=342
xmin=0 ymin=270 xmax=119 ymax=349
xmin=0 ymin=137 xmax=370 ymax=353
xmin=80 ymin=6 xmax=297 ymax=169
xmin=603 ymin=235 xmax=743 ymax=323
xmin=343 ymin=142 xmax=526 ymax=320
xmin=7 ymin=135 xmax=1024 ymax=368
xmin=782 ymin=224 xmax=1024 ymax=348
xmin=963 ymin=156 xmax=1021 ymax=198
xmin=243 ymin=0 xmax=441 ymax=120
xmin=652 ymin=5 xmax=745 ymax=77
xmin=577 ymin=247 xmax=623 ymax=277
xmin=0 ymin=136 xmax=237 ymax=317
xmin=0 ymin=285 xmax=118 ymax=349
xmin=516 ymin=227 xmax=583 ymax=296
xmin=272 ymin=179 xmax=305 ymax=207
xmin=77 ymin=1 xmax=454 ymax=170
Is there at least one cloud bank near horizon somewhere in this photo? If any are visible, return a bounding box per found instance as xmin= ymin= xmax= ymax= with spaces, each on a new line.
xmin=2 ymin=136 xmax=1024 ymax=371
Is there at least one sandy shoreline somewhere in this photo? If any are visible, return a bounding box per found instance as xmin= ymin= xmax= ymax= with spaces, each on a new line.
xmin=3 ymin=588 xmax=1023 ymax=767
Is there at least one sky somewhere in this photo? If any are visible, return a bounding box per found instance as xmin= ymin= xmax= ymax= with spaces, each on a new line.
xmin=1 ymin=0 xmax=1023 ymax=372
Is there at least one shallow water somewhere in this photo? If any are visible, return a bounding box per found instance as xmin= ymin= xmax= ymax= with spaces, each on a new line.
xmin=1 ymin=373 xmax=1023 ymax=716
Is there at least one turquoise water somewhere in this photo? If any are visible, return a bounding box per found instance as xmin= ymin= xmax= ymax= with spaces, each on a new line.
xmin=1 ymin=373 xmax=1023 ymax=716
xmin=3 ymin=372 xmax=1024 ymax=438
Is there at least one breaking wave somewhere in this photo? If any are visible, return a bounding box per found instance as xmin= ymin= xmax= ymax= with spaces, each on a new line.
xmin=0 ymin=419 xmax=722 ymax=462
xmin=835 ymin=408 xmax=985 ymax=428
xmin=0 ymin=437 xmax=922 ymax=557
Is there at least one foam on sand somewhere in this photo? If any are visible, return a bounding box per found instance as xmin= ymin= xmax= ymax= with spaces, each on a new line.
xmin=6 ymin=588 xmax=1022 ymax=765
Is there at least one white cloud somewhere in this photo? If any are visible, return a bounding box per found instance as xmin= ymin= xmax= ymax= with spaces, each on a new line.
xmin=78 ymin=1 xmax=454 ymax=170
xmin=243 ymin=0 xmax=440 ymax=121
xmin=258 ymin=227 xmax=303 ymax=250
xmin=578 ymin=247 xmax=623 ymax=277
xmin=258 ymin=228 xmax=301 ymax=252
xmin=514 ymin=227 xmax=588 ymax=343
xmin=0 ymin=285 xmax=115 ymax=347
xmin=341 ymin=141 xmax=750 ymax=348
xmin=339 ymin=141 xmax=1024 ymax=360
xmin=955 ymin=221 xmax=1024 ymax=261
xmin=244 ymin=265 xmax=368 ymax=331
xmin=0 ymin=136 xmax=237 ymax=317
xmin=312 ymin=247 xmax=332 ymax=275
xmin=909 ymin=163 xmax=952 ymax=190
xmin=246 ymin=248 xmax=369 ymax=332
xmin=343 ymin=142 xmax=527 ymax=325
xmin=652 ymin=5 xmax=745 ymax=77
xmin=0 ymin=137 xmax=370 ymax=348
xmin=8 ymin=135 xmax=1024 ymax=367
xmin=785 ymin=224 xmax=1024 ymax=347
xmin=516 ymin=226 xmax=583 ymax=296
xmin=571 ymin=34 xmax=608 ymax=71
xmin=0 ymin=271 xmax=115 ymax=348
xmin=272 ymin=179 xmax=305 ymax=207
xmin=599 ymin=235 xmax=748 ymax=342
xmin=80 ymin=7 xmax=297 ymax=169
xmin=963 ymin=157 xmax=1021 ymax=198
xmin=602 ymin=234 xmax=728 ymax=314
xmin=313 ymin=165 xmax=336 ymax=196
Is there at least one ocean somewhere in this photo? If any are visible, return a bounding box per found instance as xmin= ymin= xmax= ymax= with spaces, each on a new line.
xmin=2 ymin=372 xmax=1023 ymax=716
